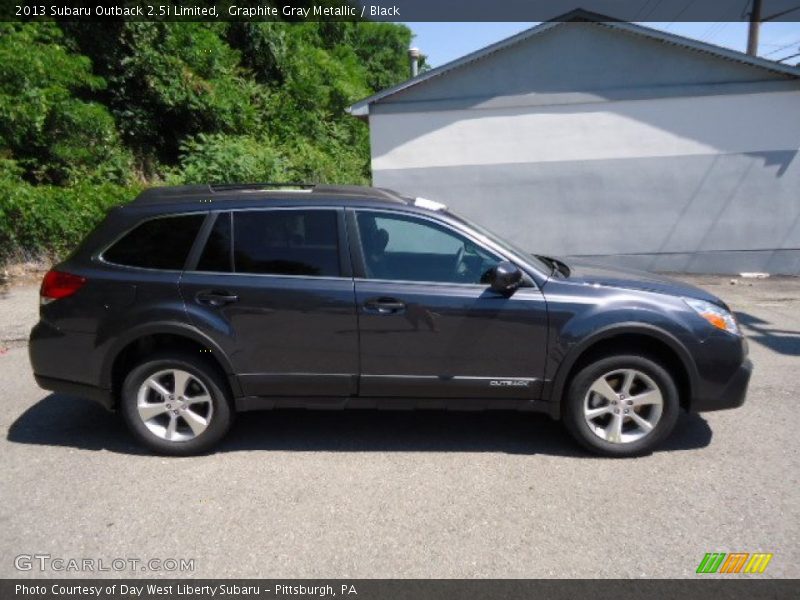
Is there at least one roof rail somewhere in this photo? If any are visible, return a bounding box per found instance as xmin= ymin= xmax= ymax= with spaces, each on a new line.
xmin=131 ymin=185 xmax=212 ymax=204
xmin=130 ymin=182 xmax=410 ymax=206
xmin=312 ymin=184 xmax=407 ymax=203
xmin=209 ymin=182 xmax=315 ymax=193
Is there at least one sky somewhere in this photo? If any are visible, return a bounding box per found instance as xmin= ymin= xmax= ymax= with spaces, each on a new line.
xmin=402 ymin=21 xmax=800 ymax=68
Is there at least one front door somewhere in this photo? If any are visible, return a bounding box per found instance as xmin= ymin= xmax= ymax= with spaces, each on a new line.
xmin=349 ymin=209 xmax=548 ymax=401
xmin=181 ymin=208 xmax=358 ymax=397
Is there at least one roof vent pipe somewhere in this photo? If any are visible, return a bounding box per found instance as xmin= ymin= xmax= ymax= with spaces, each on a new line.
xmin=408 ymin=47 xmax=420 ymax=77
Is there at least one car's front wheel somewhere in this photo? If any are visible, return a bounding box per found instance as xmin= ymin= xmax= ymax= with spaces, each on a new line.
xmin=563 ymin=355 xmax=680 ymax=457
xmin=120 ymin=354 xmax=233 ymax=455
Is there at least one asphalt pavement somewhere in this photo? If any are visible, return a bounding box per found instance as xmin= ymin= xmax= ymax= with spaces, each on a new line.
xmin=1 ymin=276 xmax=798 ymax=578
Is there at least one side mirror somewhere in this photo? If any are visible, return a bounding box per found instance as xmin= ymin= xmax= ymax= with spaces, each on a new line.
xmin=487 ymin=261 xmax=523 ymax=294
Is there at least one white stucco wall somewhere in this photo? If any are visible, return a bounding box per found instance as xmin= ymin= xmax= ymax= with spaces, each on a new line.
xmin=370 ymin=90 xmax=800 ymax=274
xmin=372 ymin=91 xmax=800 ymax=169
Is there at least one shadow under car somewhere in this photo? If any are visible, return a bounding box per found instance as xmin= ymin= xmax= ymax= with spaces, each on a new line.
xmin=7 ymin=393 xmax=713 ymax=457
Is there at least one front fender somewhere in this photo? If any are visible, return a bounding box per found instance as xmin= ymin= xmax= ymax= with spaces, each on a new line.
xmin=540 ymin=285 xmax=701 ymax=416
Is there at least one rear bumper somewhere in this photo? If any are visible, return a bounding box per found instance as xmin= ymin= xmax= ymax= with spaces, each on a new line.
xmin=691 ymin=358 xmax=752 ymax=412
xmin=33 ymin=374 xmax=114 ymax=410
xmin=29 ymin=319 xmax=110 ymax=408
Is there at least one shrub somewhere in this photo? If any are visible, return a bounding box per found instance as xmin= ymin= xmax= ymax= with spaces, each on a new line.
xmin=178 ymin=133 xmax=287 ymax=184
xmin=0 ymin=23 xmax=134 ymax=186
xmin=0 ymin=20 xmax=417 ymax=267
xmin=0 ymin=171 xmax=140 ymax=262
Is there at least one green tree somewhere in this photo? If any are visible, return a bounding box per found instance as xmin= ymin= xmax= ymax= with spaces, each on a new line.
xmin=178 ymin=133 xmax=286 ymax=184
xmin=65 ymin=22 xmax=265 ymax=175
xmin=1 ymin=19 xmax=416 ymax=263
xmin=0 ymin=23 xmax=132 ymax=185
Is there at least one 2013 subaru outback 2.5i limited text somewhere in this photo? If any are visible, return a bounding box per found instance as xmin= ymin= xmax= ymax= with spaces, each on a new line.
xmin=29 ymin=184 xmax=752 ymax=456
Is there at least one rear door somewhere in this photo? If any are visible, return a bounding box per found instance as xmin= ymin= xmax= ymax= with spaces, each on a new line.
xmin=180 ymin=207 xmax=359 ymax=398
xmin=349 ymin=208 xmax=549 ymax=401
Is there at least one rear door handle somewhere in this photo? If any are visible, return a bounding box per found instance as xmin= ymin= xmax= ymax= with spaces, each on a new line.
xmin=196 ymin=291 xmax=239 ymax=307
xmin=363 ymin=297 xmax=406 ymax=315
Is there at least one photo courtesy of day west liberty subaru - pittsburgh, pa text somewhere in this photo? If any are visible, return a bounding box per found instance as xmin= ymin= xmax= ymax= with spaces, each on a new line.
xmin=14 ymin=583 xmax=351 ymax=597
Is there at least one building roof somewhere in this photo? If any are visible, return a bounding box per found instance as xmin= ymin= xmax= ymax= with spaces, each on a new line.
xmin=347 ymin=9 xmax=800 ymax=117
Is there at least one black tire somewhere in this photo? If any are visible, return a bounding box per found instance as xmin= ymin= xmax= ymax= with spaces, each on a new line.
xmin=120 ymin=353 xmax=233 ymax=455
xmin=563 ymin=354 xmax=680 ymax=458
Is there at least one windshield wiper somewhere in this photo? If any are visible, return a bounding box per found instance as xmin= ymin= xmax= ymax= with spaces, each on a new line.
xmin=552 ymin=257 xmax=571 ymax=277
xmin=536 ymin=255 xmax=570 ymax=278
xmin=535 ymin=255 xmax=557 ymax=275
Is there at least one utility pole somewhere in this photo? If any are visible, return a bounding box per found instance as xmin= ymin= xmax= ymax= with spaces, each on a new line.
xmin=747 ymin=0 xmax=763 ymax=56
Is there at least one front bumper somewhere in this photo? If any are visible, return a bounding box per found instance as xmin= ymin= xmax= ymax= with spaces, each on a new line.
xmin=691 ymin=358 xmax=752 ymax=412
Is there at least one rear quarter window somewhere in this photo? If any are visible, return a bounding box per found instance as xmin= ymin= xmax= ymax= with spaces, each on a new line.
xmin=102 ymin=214 xmax=205 ymax=270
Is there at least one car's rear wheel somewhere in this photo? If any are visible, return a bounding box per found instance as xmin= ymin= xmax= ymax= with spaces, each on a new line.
xmin=563 ymin=355 xmax=680 ymax=457
xmin=121 ymin=354 xmax=233 ymax=455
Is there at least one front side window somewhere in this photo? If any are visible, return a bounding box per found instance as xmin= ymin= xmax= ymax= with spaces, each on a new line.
xmin=103 ymin=214 xmax=205 ymax=270
xmin=233 ymin=210 xmax=340 ymax=277
xmin=356 ymin=211 xmax=501 ymax=284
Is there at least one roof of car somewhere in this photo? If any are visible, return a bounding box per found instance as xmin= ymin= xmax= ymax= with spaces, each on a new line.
xmin=130 ymin=183 xmax=411 ymax=207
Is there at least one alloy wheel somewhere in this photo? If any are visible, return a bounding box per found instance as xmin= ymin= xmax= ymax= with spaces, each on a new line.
xmin=136 ymin=369 xmax=214 ymax=442
xmin=583 ymin=368 xmax=664 ymax=444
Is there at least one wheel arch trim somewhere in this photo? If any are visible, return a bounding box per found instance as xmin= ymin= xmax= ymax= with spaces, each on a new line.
xmin=100 ymin=321 xmax=239 ymax=395
xmin=545 ymin=322 xmax=698 ymax=417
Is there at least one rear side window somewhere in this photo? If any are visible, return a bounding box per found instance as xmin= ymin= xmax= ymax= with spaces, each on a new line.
xmin=103 ymin=214 xmax=205 ymax=270
xmin=233 ymin=210 xmax=340 ymax=277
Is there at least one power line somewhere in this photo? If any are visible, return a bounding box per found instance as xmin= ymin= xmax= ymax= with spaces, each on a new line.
xmin=701 ymin=22 xmax=729 ymax=44
xmin=763 ymin=38 xmax=800 ymax=57
xmin=749 ymin=2 xmax=800 ymax=55
xmin=700 ymin=22 xmax=720 ymax=39
xmin=703 ymin=22 xmax=722 ymax=37
xmin=634 ymin=0 xmax=657 ymax=20
xmin=673 ymin=0 xmax=698 ymax=21
xmin=662 ymin=0 xmax=697 ymax=31
xmin=635 ymin=0 xmax=663 ymax=21
xmin=641 ymin=0 xmax=666 ymax=21
xmin=762 ymin=5 xmax=800 ymax=21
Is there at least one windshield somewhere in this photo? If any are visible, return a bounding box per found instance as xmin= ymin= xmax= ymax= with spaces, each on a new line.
xmin=445 ymin=210 xmax=554 ymax=275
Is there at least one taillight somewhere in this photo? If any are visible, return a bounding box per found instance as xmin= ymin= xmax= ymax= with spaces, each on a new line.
xmin=40 ymin=270 xmax=86 ymax=305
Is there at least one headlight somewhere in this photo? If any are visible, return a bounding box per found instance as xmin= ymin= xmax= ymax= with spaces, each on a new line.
xmin=684 ymin=298 xmax=740 ymax=335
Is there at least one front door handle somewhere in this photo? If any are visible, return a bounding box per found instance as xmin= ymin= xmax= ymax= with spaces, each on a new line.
xmin=196 ymin=291 xmax=239 ymax=307
xmin=363 ymin=297 xmax=406 ymax=315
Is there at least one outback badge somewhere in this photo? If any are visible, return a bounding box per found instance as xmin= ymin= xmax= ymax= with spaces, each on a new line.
xmin=490 ymin=379 xmax=530 ymax=387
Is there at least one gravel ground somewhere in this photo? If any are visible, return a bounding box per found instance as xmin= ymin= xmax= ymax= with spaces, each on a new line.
xmin=1 ymin=275 xmax=798 ymax=579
